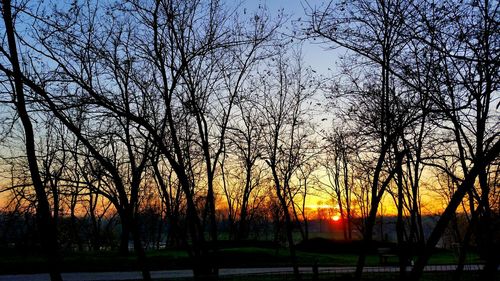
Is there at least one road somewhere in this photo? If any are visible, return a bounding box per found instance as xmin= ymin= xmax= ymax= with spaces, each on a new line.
xmin=0 ymin=265 xmax=485 ymax=281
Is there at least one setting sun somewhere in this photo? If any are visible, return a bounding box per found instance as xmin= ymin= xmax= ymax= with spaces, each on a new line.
xmin=331 ymin=215 xmax=341 ymax=222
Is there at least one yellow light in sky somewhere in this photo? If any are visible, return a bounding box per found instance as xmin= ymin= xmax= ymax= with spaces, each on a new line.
xmin=331 ymin=215 xmax=340 ymax=222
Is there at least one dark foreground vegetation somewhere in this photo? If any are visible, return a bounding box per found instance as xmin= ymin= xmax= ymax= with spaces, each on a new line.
xmin=0 ymin=238 xmax=482 ymax=275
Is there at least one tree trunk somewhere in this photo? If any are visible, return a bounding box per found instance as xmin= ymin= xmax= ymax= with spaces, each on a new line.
xmin=452 ymin=208 xmax=477 ymax=281
xmin=130 ymin=214 xmax=152 ymax=281
xmin=1 ymin=2 xmax=62 ymax=280
xmin=395 ymin=157 xmax=407 ymax=279
xmin=119 ymin=217 xmax=130 ymax=255
xmin=355 ymin=147 xmax=403 ymax=280
xmin=278 ymin=191 xmax=301 ymax=280
xmin=410 ymin=140 xmax=500 ymax=281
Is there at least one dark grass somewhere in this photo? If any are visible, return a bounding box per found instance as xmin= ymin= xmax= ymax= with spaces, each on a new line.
xmin=0 ymin=238 xmax=482 ymax=274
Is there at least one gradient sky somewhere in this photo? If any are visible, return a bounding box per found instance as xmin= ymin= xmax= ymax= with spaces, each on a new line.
xmin=232 ymin=0 xmax=341 ymax=75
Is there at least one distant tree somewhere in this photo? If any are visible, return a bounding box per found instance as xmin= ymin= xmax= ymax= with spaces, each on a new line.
xmin=318 ymin=129 xmax=354 ymax=240
xmin=225 ymin=88 xmax=267 ymax=240
xmin=150 ymin=152 xmax=186 ymax=247
xmin=294 ymin=161 xmax=317 ymax=241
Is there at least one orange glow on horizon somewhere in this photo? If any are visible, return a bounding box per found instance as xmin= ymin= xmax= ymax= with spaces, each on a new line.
xmin=331 ymin=215 xmax=340 ymax=222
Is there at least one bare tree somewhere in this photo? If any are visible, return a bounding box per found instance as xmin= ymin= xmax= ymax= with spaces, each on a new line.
xmin=0 ymin=1 xmax=62 ymax=280
xmin=293 ymin=161 xmax=317 ymax=241
xmin=401 ymin=1 xmax=500 ymax=279
xmin=225 ymin=88 xmax=267 ymax=240
xmin=308 ymin=1 xmax=434 ymax=278
xmin=9 ymin=1 xmax=283 ymax=278
xmin=259 ymin=47 xmax=318 ymax=280
xmin=318 ymin=129 xmax=354 ymax=240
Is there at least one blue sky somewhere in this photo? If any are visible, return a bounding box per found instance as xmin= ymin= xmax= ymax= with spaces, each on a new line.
xmin=231 ymin=0 xmax=341 ymax=75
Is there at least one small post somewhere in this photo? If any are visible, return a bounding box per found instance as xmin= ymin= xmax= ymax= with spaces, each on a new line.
xmin=312 ymin=259 xmax=319 ymax=281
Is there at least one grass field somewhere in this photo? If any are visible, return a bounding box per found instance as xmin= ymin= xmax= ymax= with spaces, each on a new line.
xmin=0 ymin=243 xmax=482 ymax=275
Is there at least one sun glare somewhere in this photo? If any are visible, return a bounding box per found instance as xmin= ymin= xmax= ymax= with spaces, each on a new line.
xmin=331 ymin=215 xmax=340 ymax=222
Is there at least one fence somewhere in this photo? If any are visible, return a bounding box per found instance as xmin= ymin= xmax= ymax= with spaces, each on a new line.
xmin=172 ymin=264 xmax=488 ymax=281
